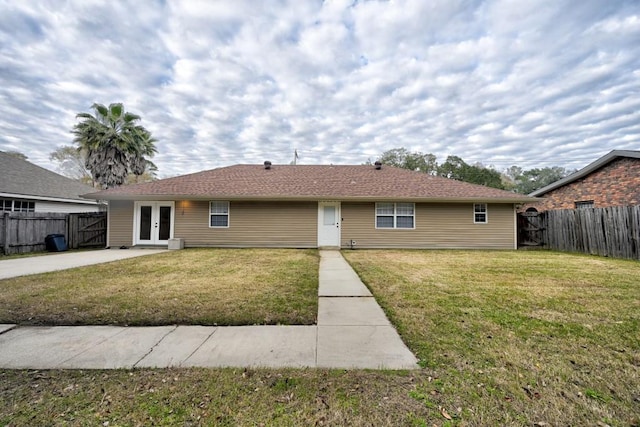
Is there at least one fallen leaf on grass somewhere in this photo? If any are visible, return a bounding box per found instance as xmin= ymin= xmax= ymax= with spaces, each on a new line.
xmin=440 ymin=408 xmax=452 ymax=420
xmin=276 ymin=392 xmax=295 ymax=403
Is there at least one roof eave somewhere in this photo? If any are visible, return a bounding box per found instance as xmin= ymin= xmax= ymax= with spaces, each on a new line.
xmin=1 ymin=192 xmax=103 ymax=205
xmin=88 ymin=193 xmax=537 ymax=203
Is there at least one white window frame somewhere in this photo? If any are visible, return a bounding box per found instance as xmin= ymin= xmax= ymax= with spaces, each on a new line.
xmin=575 ymin=200 xmax=594 ymax=209
xmin=0 ymin=199 xmax=35 ymax=213
xmin=209 ymin=201 xmax=230 ymax=228
xmin=375 ymin=202 xmax=415 ymax=229
xmin=474 ymin=203 xmax=488 ymax=224
xmin=0 ymin=199 xmax=12 ymax=212
xmin=14 ymin=200 xmax=35 ymax=212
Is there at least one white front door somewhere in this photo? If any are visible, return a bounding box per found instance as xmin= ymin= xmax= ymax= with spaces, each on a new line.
xmin=318 ymin=202 xmax=341 ymax=247
xmin=134 ymin=201 xmax=174 ymax=245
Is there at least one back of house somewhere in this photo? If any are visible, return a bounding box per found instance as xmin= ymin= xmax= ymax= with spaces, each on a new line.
xmin=86 ymin=162 xmax=534 ymax=250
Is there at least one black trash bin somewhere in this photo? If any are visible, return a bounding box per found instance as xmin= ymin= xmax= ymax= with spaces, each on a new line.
xmin=45 ymin=234 xmax=68 ymax=252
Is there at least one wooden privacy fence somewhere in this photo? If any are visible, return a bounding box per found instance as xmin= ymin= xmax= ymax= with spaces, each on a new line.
xmin=67 ymin=212 xmax=108 ymax=249
xmin=530 ymin=206 xmax=640 ymax=260
xmin=1 ymin=212 xmax=107 ymax=255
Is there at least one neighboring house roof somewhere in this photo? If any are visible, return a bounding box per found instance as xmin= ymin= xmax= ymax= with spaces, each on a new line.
xmin=529 ymin=150 xmax=640 ymax=197
xmin=86 ymin=163 xmax=534 ymax=203
xmin=0 ymin=151 xmax=97 ymax=204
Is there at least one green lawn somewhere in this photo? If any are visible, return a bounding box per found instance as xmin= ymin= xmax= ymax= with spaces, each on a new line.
xmin=1 ymin=249 xmax=639 ymax=426
xmin=0 ymin=248 xmax=319 ymax=326
xmin=0 ymin=369 xmax=428 ymax=426
xmin=343 ymin=250 xmax=640 ymax=426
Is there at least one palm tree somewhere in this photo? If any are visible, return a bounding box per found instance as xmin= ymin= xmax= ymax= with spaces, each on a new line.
xmin=72 ymin=103 xmax=157 ymax=189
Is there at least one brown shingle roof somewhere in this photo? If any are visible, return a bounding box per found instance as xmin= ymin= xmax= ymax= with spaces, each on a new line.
xmin=85 ymin=164 xmax=534 ymax=203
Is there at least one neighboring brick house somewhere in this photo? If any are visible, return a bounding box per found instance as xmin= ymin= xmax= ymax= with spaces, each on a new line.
xmin=523 ymin=150 xmax=640 ymax=212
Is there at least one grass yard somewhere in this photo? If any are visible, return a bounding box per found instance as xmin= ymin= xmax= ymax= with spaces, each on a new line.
xmin=343 ymin=250 xmax=640 ymax=426
xmin=0 ymin=248 xmax=319 ymax=326
xmin=1 ymin=249 xmax=638 ymax=426
xmin=0 ymin=369 xmax=429 ymax=426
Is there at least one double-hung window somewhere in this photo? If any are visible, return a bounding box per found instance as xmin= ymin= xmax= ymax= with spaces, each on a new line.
xmin=375 ymin=203 xmax=415 ymax=229
xmin=474 ymin=203 xmax=487 ymax=223
xmin=209 ymin=201 xmax=229 ymax=227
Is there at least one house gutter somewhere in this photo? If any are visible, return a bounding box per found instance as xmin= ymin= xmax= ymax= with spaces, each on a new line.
xmin=0 ymin=192 xmax=102 ymax=205
xmin=83 ymin=193 xmax=538 ymax=204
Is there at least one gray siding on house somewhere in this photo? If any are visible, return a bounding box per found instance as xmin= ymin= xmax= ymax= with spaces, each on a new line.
xmin=174 ymin=200 xmax=317 ymax=248
xmin=107 ymin=200 xmax=134 ymax=247
xmin=340 ymin=202 xmax=516 ymax=249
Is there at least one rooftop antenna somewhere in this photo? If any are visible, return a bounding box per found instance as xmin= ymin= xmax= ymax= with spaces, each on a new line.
xmin=293 ymin=149 xmax=299 ymax=165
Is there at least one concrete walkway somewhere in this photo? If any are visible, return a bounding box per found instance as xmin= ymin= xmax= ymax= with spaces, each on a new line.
xmin=0 ymin=251 xmax=418 ymax=370
xmin=0 ymin=248 xmax=167 ymax=279
xmin=316 ymin=251 xmax=418 ymax=369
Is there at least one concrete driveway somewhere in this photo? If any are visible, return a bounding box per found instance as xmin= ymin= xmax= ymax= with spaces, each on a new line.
xmin=0 ymin=249 xmax=167 ymax=279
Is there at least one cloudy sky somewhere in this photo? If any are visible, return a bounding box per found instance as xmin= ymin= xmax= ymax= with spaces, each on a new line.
xmin=1 ymin=0 xmax=639 ymax=178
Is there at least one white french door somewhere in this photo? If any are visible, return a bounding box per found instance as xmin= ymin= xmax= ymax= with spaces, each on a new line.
xmin=134 ymin=201 xmax=174 ymax=245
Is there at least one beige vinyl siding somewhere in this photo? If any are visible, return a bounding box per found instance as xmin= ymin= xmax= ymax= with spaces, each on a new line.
xmin=341 ymin=202 xmax=515 ymax=249
xmin=106 ymin=199 xmax=516 ymax=249
xmin=174 ymin=200 xmax=317 ymax=248
xmin=108 ymin=200 xmax=134 ymax=247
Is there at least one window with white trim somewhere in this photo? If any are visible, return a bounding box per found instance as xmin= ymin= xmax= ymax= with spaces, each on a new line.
xmin=474 ymin=203 xmax=487 ymax=223
xmin=0 ymin=199 xmax=11 ymax=212
xmin=375 ymin=202 xmax=415 ymax=229
xmin=0 ymin=199 xmax=35 ymax=212
xmin=209 ymin=201 xmax=229 ymax=227
xmin=575 ymin=200 xmax=594 ymax=209
xmin=14 ymin=200 xmax=34 ymax=212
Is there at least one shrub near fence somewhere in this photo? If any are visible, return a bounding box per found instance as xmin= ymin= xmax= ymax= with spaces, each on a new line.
xmin=542 ymin=206 xmax=640 ymax=260
xmin=1 ymin=212 xmax=107 ymax=255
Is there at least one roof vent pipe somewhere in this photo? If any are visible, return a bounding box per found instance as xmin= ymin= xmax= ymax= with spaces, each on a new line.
xmin=374 ymin=161 xmax=382 ymax=170
xmin=264 ymin=161 xmax=272 ymax=170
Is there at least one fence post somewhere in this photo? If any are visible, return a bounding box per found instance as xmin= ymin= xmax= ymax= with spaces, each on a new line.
xmin=67 ymin=214 xmax=75 ymax=249
xmin=65 ymin=214 xmax=70 ymax=249
xmin=3 ymin=212 xmax=9 ymax=255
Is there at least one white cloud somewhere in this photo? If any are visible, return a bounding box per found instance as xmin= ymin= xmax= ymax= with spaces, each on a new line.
xmin=0 ymin=0 xmax=639 ymax=176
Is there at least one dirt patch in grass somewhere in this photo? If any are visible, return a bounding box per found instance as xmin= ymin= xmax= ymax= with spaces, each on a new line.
xmin=343 ymin=250 xmax=640 ymax=426
xmin=0 ymin=369 xmax=430 ymax=426
xmin=0 ymin=249 xmax=318 ymax=326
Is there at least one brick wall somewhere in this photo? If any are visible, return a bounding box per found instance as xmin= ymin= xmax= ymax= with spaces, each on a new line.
xmin=522 ymin=157 xmax=640 ymax=211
